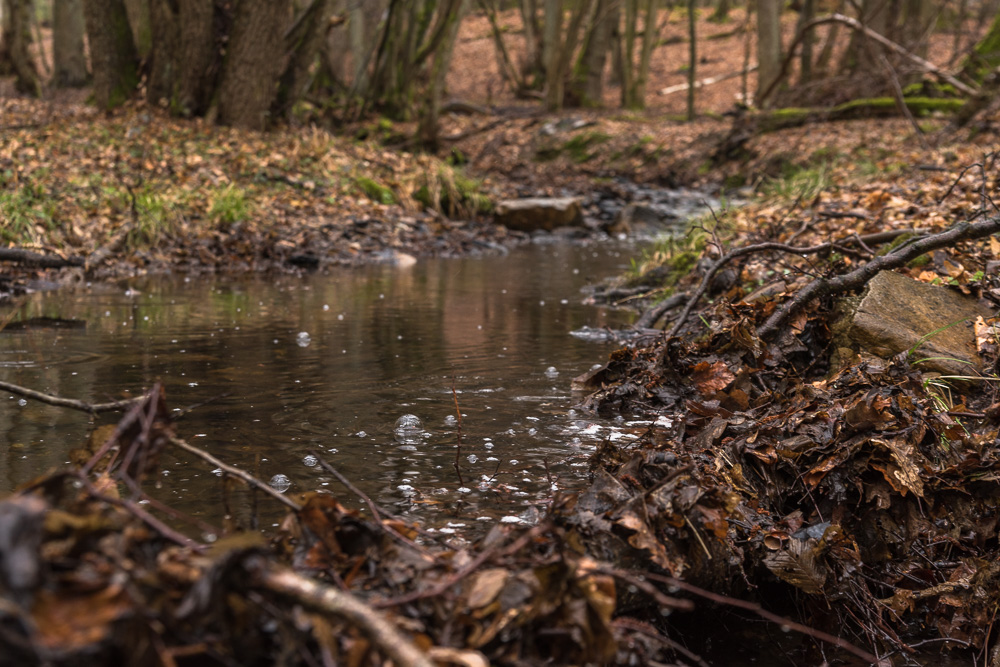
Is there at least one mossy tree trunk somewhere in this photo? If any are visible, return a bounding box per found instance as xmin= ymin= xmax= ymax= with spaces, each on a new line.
xmin=83 ymin=0 xmax=139 ymax=109
xmin=961 ymin=8 xmax=1000 ymax=84
xmin=53 ymin=0 xmax=88 ymax=87
xmin=216 ymin=0 xmax=292 ymax=130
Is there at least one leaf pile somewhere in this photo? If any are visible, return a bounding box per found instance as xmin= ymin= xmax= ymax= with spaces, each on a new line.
xmin=0 ymin=98 xmax=513 ymax=280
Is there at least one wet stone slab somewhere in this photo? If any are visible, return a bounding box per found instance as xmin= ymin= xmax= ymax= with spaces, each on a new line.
xmin=834 ymin=270 xmax=994 ymax=376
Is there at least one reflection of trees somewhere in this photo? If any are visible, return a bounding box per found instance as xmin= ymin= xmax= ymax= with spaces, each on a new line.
xmin=0 ymin=247 xmax=631 ymax=505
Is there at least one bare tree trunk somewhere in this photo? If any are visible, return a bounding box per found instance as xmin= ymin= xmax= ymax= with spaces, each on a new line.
xmin=839 ymin=0 xmax=891 ymax=74
xmin=755 ymin=0 xmax=781 ymax=107
xmin=570 ymin=0 xmax=615 ymax=106
xmin=418 ymin=0 xmax=467 ymax=148
xmin=53 ymin=0 xmax=88 ymax=87
xmin=4 ymin=0 xmax=39 ymax=95
xmin=797 ymin=0 xmax=815 ymax=84
xmin=216 ymin=0 xmax=292 ymax=130
xmin=519 ymin=0 xmax=544 ymax=86
xmin=276 ymin=0 xmax=336 ymax=116
xmin=687 ymin=0 xmax=696 ymax=119
xmin=0 ymin=2 xmax=11 ymax=76
xmin=544 ymin=0 xmax=594 ymax=110
xmin=147 ymin=0 xmax=217 ymax=115
xmin=123 ymin=0 xmax=152 ymax=58
xmin=83 ymin=0 xmax=139 ymax=109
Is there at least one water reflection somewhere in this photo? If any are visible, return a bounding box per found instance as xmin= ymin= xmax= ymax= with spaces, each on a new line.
xmin=0 ymin=243 xmax=638 ymax=531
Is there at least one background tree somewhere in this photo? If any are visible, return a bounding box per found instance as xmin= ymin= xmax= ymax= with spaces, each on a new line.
xmin=83 ymin=0 xmax=138 ymax=109
xmin=215 ymin=0 xmax=292 ymax=130
xmin=3 ymin=0 xmax=40 ymax=95
xmin=755 ymin=0 xmax=782 ymax=107
xmin=53 ymin=0 xmax=88 ymax=87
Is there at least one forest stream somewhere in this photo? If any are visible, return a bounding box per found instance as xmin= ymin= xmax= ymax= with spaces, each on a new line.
xmin=0 ymin=241 xmax=649 ymax=536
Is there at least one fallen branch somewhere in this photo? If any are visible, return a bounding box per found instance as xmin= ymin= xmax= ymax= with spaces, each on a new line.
xmin=667 ymin=229 xmax=924 ymax=337
xmin=659 ymin=64 xmax=757 ymax=96
xmin=757 ymin=215 xmax=1000 ymax=339
xmin=0 ymin=379 xmax=141 ymax=413
xmin=247 ymin=555 xmax=435 ymax=667
xmin=170 ymin=436 xmax=303 ymax=512
xmin=760 ymin=13 xmax=976 ymax=107
xmin=635 ymin=293 xmax=686 ymax=329
xmin=0 ymin=248 xmax=84 ymax=268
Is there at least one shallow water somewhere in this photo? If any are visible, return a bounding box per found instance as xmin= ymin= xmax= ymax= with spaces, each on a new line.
xmin=0 ymin=242 xmax=643 ymax=534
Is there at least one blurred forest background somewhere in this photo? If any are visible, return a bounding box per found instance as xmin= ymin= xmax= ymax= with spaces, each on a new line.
xmin=1 ymin=0 xmax=998 ymax=145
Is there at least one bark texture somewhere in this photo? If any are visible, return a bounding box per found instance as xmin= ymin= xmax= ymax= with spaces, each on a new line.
xmin=83 ymin=0 xmax=139 ymax=109
xmin=147 ymin=0 xmax=217 ymax=115
xmin=217 ymin=0 xmax=292 ymax=130
xmin=755 ymin=0 xmax=782 ymax=106
xmin=5 ymin=0 xmax=40 ymax=95
xmin=53 ymin=0 xmax=88 ymax=87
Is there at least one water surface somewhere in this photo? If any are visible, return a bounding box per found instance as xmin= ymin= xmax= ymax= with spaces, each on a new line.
xmin=0 ymin=242 xmax=641 ymax=533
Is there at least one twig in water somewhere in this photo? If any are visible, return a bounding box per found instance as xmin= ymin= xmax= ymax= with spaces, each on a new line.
xmin=451 ymin=377 xmax=465 ymax=489
xmin=170 ymin=437 xmax=301 ymax=512
xmin=310 ymin=452 xmax=439 ymax=549
xmin=0 ymin=379 xmax=142 ymax=413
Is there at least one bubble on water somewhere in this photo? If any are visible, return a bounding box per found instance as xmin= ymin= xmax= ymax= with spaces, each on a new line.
xmin=395 ymin=414 xmax=422 ymax=432
xmin=303 ymin=455 xmax=318 ymax=467
xmin=323 ymin=304 xmax=330 ymax=311
xmin=444 ymin=414 xmax=458 ymax=426
xmin=337 ymin=313 xmax=344 ymax=320
xmin=467 ymin=454 xmax=478 ymax=463
xmin=296 ymin=331 xmax=311 ymax=347
xmin=269 ymin=474 xmax=291 ymax=493
xmin=527 ymin=428 xmax=537 ymax=436
xmin=484 ymin=442 xmax=494 ymax=449
xmin=394 ymin=414 xmax=424 ymax=442
xmin=211 ymin=468 xmax=222 ymax=476
xmin=397 ymin=484 xmax=416 ymax=497
xmin=355 ymin=430 xmax=368 ymax=438
xmin=457 ymin=486 xmax=471 ymax=493
xmin=509 ymin=459 xmax=519 ymax=465
xmin=544 ymin=366 xmax=559 ymax=378
xmin=17 ymin=399 xmax=27 ymax=407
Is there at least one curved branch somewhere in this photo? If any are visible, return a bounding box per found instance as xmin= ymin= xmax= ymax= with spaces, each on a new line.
xmin=759 ymin=13 xmax=976 ymax=108
xmin=756 ymin=215 xmax=1000 ymax=339
xmin=249 ymin=557 xmax=436 ymax=667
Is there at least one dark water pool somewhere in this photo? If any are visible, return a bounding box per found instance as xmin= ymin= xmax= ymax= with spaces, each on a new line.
xmin=0 ymin=242 xmax=645 ymax=535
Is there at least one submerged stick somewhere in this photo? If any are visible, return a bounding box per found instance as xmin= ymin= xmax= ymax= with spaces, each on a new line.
xmin=170 ymin=437 xmax=302 ymax=512
xmin=0 ymin=379 xmax=141 ymax=413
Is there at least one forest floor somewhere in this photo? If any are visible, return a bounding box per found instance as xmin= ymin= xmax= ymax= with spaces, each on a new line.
xmin=4 ymin=8 xmax=1000 ymax=667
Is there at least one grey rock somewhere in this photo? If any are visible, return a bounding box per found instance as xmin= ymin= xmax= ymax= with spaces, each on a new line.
xmin=834 ymin=270 xmax=994 ymax=376
xmin=495 ymin=197 xmax=584 ymax=232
